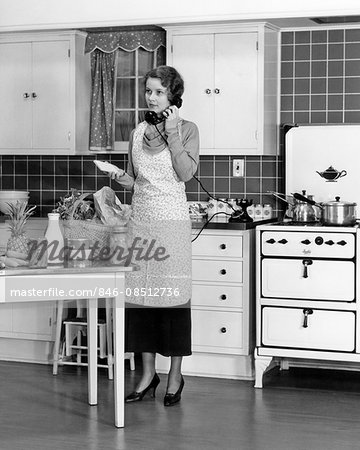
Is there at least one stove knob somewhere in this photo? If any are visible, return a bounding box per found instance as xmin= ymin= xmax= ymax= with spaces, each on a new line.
xmin=278 ymin=239 xmax=288 ymax=244
xmin=266 ymin=238 xmax=276 ymax=244
xmin=325 ymin=240 xmax=334 ymax=245
xmin=301 ymin=239 xmax=311 ymax=245
xmin=337 ymin=240 xmax=347 ymax=246
xmin=315 ymin=236 xmax=324 ymax=245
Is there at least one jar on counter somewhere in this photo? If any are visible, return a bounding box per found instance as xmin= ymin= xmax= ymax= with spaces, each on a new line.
xmin=247 ymin=204 xmax=255 ymax=219
xmin=110 ymin=226 xmax=127 ymax=265
xmin=254 ymin=204 xmax=264 ymax=220
xmin=263 ymin=204 xmax=273 ymax=219
xmin=207 ymin=197 xmax=218 ymax=217
xmin=217 ymin=198 xmax=227 ymax=216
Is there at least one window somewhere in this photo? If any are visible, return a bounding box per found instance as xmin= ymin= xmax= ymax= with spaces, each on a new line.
xmin=114 ymin=46 xmax=166 ymax=151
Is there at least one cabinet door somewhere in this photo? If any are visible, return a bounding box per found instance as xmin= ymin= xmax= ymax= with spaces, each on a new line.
xmin=0 ymin=42 xmax=32 ymax=149
xmin=172 ymin=34 xmax=214 ymax=149
xmin=32 ymin=40 xmax=71 ymax=150
xmin=0 ymin=303 xmax=53 ymax=340
xmin=214 ymin=32 xmax=258 ymax=150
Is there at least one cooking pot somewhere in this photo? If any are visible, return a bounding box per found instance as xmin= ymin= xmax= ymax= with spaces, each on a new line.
xmin=321 ymin=196 xmax=357 ymax=226
xmin=293 ymin=193 xmax=357 ymax=226
xmin=292 ymin=192 xmax=318 ymax=223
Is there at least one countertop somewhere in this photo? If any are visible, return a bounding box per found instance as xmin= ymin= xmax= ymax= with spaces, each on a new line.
xmin=191 ymin=217 xmax=278 ymax=230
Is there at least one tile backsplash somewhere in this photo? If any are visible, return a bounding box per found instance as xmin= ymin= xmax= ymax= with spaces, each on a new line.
xmin=0 ymin=154 xmax=282 ymax=217
xmin=3 ymin=25 xmax=360 ymax=218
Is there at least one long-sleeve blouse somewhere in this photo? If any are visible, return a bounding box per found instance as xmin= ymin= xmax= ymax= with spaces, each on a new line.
xmin=115 ymin=119 xmax=200 ymax=190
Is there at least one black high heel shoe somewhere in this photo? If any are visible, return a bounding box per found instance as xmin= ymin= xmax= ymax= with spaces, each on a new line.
xmin=125 ymin=373 xmax=160 ymax=403
xmin=164 ymin=376 xmax=184 ymax=407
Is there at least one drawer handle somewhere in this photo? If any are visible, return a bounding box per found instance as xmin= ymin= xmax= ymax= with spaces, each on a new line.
xmin=302 ymin=308 xmax=313 ymax=328
xmin=302 ymin=259 xmax=313 ymax=278
xmin=220 ymin=327 xmax=227 ymax=333
xmin=219 ymin=243 xmax=227 ymax=250
xmin=220 ymin=294 xmax=227 ymax=300
xmin=220 ymin=269 xmax=227 ymax=275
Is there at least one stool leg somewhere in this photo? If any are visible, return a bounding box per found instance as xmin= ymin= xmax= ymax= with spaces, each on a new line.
xmin=52 ymin=300 xmax=64 ymax=375
xmin=106 ymin=302 xmax=114 ymax=380
xmin=130 ymin=353 xmax=135 ymax=371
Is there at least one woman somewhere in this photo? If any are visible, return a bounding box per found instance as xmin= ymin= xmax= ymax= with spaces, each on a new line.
xmin=109 ymin=65 xmax=199 ymax=406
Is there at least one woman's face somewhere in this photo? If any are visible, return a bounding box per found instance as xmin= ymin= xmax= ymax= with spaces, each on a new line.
xmin=145 ymin=77 xmax=171 ymax=115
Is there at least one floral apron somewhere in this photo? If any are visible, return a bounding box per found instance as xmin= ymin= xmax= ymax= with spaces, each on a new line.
xmin=125 ymin=121 xmax=192 ymax=307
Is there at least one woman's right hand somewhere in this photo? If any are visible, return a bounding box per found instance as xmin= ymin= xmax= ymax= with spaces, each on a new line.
xmin=107 ymin=168 xmax=125 ymax=181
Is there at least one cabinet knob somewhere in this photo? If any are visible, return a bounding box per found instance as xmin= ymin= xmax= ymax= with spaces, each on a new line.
xmin=205 ymin=88 xmax=211 ymax=94
xmin=219 ymin=243 xmax=226 ymax=250
xmin=23 ymin=93 xmax=30 ymax=99
xmin=220 ymin=294 xmax=227 ymax=300
xmin=214 ymin=88 xmax=220 ymax=94
xmin=32 ymin=92 xmax=37 ymax=98
xmin=220 ymin=269 xmax=227 ymax=275
xmin=220 ymin=327 xmax=227 ymax=333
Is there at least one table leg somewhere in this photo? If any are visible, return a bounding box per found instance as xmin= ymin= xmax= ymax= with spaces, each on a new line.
xmin=52 ymin=300 xmax=64 ymax=375
xmin=113 ymin=295 xmax=125 ymax=428
xmin=87 ymin=298 xmax=98 ymax=405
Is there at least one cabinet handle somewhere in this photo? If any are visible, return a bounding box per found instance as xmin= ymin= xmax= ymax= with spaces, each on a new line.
xmin=302 ymin=308 xmax=313 ymax=328
xmin=205 ymin=88 xmax=212 ymax=94
xmin=220 ymin=327 xmax=227 ymax=333
xmin=220 ymin=269 xmax=227 ymax=275
xmin=219 ymin=243 xmax=226 ymax=250
xmin=32 ymin=92 xmax=37 ymax=98
xmin=214 ymin=88 xmax=220 ymax=94
xmin=220 ymin=294 xmax=227 ymax=300
xmin=23 ymin=93 xmax=30 ymax=99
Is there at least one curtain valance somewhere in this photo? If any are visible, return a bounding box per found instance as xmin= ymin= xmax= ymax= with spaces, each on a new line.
xmin=85 ymin=29 xmax=166 ymax=54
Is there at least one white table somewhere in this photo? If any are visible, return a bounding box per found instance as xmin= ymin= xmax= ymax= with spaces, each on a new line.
xmin=0 ymin=264 xmax=135 ymax=428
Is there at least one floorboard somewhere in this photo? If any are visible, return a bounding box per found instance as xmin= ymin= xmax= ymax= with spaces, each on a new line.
xmin=0 ymin=361 xmax=360 ymax=450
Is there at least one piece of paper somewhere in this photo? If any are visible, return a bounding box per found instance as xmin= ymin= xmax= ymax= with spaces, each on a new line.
xmin=93 ymin=160 xmax=124 ymax=175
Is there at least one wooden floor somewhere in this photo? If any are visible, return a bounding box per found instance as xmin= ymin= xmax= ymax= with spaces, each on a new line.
xmin=1 ymin=361 xmax=360 ymax=450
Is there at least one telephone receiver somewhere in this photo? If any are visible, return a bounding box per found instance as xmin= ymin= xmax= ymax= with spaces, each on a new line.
xmin=145 ymin=96 xmax=183 ymax=125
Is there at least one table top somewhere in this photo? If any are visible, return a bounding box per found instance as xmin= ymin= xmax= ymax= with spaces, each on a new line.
xmin=0 ymin=263 xmax=137 ymax=277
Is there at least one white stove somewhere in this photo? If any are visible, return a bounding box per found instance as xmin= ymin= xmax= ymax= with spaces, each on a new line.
xmin=254 ymin=125 xmax=360 ymax=388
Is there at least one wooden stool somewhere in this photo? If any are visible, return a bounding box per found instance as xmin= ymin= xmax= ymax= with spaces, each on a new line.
xmin=52 ymin=300 xmax=135 ymax=379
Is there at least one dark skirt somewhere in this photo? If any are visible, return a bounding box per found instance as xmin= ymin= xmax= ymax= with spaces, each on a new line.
xmin=125 ymin=302 xmax=192 ymax=357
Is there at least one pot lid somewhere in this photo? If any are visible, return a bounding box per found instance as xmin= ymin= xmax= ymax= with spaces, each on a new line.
xmin=322 ymin=196 xmax=357 ymax=206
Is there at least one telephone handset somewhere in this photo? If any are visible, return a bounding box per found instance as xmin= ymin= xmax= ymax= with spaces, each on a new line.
xmin=145 ymin=96 xmax=183 ymax=125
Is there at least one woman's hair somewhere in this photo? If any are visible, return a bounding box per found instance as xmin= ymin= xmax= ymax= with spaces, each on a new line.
xmin=144 ymin=65 xmax=184 ymax=105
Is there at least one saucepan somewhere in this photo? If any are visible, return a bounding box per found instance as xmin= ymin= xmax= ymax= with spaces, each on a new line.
xmin=293 ymin=193 xmax=357 ymax=226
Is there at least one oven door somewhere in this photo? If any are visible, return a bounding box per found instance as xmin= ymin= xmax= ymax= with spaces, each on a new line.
xmin=262 ymin=258 xmax=355 ymax=301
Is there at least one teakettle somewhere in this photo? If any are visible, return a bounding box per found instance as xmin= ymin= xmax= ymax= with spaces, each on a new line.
xmin=316 ymin=166 xmax=347 ymax=182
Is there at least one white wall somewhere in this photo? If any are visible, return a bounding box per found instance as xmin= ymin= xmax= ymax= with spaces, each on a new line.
xmin=1 ymin=0 xmax=360 ymax=31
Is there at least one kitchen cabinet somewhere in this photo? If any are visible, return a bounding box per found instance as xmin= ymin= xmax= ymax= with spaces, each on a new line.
xmin=156 ymin=228 xmax=255 ymax=379
xmin=0 ymin=30 xmax=91 ymax=155
xmin=165 ymin=23 xmax=279 ymax=155
xmin=0 ymin=218 xmax=55 ymax=363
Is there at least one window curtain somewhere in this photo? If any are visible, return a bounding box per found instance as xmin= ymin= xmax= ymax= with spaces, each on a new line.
xmin=86 ymin=28 xmax=166 ymax=152
xmin=89 ymin=49 xmax=116 ymax=151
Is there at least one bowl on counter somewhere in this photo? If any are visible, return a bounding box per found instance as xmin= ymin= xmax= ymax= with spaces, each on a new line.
xmin=188 ymin=201 xmax=208 ymax=221
xmin=0 ymin=191 xmax=30 ymax=215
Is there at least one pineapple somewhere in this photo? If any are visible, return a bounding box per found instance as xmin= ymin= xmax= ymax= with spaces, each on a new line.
xmin=6 ymin=201 xmax=37 ymax=257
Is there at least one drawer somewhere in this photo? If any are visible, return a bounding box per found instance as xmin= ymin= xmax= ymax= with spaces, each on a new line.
xmin=192 ymin=284 xmax=243 ymax=308
xmin=192 ymin=260 xmax=243 ymax=283
xmin=262 ymin=259 xmax=355 ymax=301
xmin=192 ymin=234 xmax=242 ymax=258
xmin=262 ymin=307 xmax=355 ymax=352
xmin=192 ymin=310 xmax=244 ymax=351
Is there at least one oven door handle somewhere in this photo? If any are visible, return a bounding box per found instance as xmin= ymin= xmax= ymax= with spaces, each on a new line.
xmin=302 ymin=259 xmax=313 ymax=278
xmin=302 ymin=308 xmax=314 ymax=328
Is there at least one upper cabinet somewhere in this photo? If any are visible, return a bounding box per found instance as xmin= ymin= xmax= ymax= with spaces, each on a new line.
xmin=0 ymin=31 xmax=91 ymax=155
xmin=165 ymin=23 xmax=279 ymax=155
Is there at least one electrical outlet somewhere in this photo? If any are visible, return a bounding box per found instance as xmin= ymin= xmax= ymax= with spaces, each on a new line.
xmin=233 ymin=159 xmax=244 ymax=177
